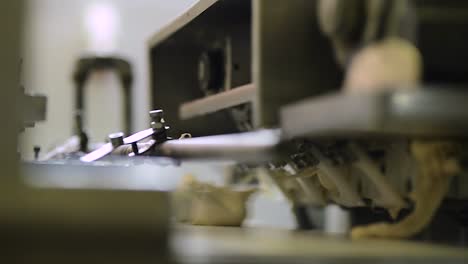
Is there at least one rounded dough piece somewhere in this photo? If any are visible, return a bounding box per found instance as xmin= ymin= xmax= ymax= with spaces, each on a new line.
xmin=344 ymin=38 xmax=422 ymax=93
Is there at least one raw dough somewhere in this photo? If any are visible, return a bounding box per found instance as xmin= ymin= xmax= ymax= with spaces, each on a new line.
xmin=173 ymin=175 xmax=256 ymax=226
xmin=351 ymin=141 xmax=460 ymax=239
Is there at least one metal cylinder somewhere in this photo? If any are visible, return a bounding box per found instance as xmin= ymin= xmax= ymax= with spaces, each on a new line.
xmin=108 ymin=132 xmax=125 ymax=148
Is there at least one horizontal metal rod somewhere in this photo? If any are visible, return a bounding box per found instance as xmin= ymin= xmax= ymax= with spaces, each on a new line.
xmin=179 ymin=83 xmax=255 ymax=120
xmin=156 ymin=129 xmax=281 ymax=163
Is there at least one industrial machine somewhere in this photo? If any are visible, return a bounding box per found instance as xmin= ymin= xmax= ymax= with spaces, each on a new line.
xmin=142 ymin=0 xmax=468 ymax=246
xmin=77 ymin=0 xmax=468 ymax=247
xmin=5 ymin=0 xmax=468 ymax=263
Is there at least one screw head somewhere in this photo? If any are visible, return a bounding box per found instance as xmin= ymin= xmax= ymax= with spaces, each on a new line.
xmin=151 ymin=121 xmax=164 ymax=130
xmin=108 ymin=132 xmax=125 ymax=148
xmin=149 ymin=109 xmax=166 ymax=132
xmin=149 ymin=109 xmax=164 ymax=121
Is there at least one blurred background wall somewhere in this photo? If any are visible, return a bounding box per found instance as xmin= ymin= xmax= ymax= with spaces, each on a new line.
xmin=20 ymin=0 xmax=196 ymax=159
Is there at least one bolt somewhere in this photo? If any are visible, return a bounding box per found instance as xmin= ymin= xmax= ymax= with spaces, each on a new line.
xmin=151 ymin=121 xmax=164 ymax=130
xmin=108 ymin=132 xmax=125 ymax=148
xmin=33 ymin=146 xmax=41 ymax=160
xmin=149 ymin=109 xmax=165 ymax=131
xmin=149 ymin=109 xmax=164 ymax=122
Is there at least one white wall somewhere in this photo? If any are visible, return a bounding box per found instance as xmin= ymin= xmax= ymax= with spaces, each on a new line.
xmin=20 ymin=0 xmax=196 ymax=159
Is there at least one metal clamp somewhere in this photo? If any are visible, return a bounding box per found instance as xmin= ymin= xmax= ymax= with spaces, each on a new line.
xmin=80 ymin=109 xmax=169 ymax=162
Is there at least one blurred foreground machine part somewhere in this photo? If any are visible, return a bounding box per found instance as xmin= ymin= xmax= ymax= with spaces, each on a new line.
xmin=1 ymin=2 xmax=170 ymax=263
xmin=20 ymin=88 xmax=47 ymax=130
xmin=148 ymin=0 xmax=468 ymax=247
xmin=171 ymin=226 xmax=468 ymax=264
xmin=17 ymin=58 xmax=47 ymax=130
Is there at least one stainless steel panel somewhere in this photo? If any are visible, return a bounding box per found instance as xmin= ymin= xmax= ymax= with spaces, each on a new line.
xmin=281 ymin=89 xmax=468 ymax=139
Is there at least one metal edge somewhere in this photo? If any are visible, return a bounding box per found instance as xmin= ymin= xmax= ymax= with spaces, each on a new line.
xmin=281 ymin=89 xmax=468 ymax=139
xmin=147 ymin=0 xmax=219 ymax=48
xmin=179 ymin=83 xmax=255 ymax=120
xmin=280 ymin=92 xmax=383 ymax=139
